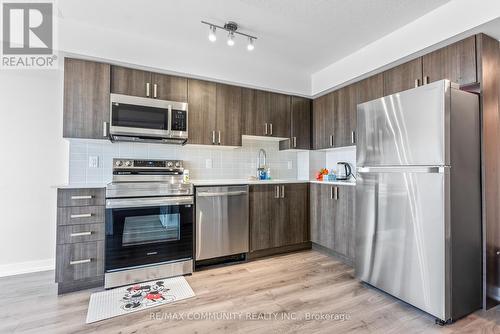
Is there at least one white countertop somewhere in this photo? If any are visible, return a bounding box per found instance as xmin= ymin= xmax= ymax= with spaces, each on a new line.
xmin=53 ymin=179 xmax=356 ymax=189
xmin=191 ymin=179 xmax=310 ymax=186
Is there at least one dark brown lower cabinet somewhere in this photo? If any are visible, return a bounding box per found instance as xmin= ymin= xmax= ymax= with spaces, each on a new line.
xmin=310 ymin=183 xmax=355 ymax=263
xmin=250 ymin=183 xmax=309 ymax=252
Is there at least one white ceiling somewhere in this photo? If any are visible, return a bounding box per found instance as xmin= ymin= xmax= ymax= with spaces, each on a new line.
xmin=58 ymin=0 xmax=451 ymax=75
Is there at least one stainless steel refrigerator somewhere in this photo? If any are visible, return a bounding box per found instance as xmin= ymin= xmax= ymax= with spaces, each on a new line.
xmin=355 ymin=79 xmax=482 ymax=323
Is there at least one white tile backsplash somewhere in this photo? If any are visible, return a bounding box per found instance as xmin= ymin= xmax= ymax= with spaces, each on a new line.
xmin=68 ymin=138 xmax=298 ymax=184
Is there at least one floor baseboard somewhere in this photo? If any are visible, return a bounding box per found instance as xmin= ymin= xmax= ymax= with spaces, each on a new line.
xmin=0 ymin=258 xmax=55 ymax=277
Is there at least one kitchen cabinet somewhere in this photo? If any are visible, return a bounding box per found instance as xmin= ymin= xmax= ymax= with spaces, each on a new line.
xmin=422 ymin=36 xmax=477 ymax=86
xmin=250 ymin=183 xmax=309 ymax=252
xmin=63 ymin=58 xmax=110 ymax=140
xmin=283 ymin=96 xmax=311 ymax=150
xmin=241 ymin=89 xmax=291 ymax=138
xmin=55 ymin=188 xmax=105 ymax=294
xmin=312 ymin=92 xmax=335 ymax=149
xmin=357 ymin=73 xmax=384 ymax=105
xmin=187 ymin=79 xmax=217 ymax=145
xmin=215 ymin=83 xmax=242 ymax=146
xmin=336 ymin=84 xmax=358 ymax=147
xmin=383 ymin=58 xmax=423 ymax=96
xmin=310 ymin=183 xmax=355 ymax=263
xmin=111 ymin=66 xmax=188 ymax=101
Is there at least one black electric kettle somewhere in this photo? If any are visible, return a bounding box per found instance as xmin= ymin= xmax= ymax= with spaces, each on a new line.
xmin=336 ymin=162 xmax=352 ymax=180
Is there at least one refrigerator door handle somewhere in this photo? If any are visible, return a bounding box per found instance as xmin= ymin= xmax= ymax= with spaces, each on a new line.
xmin=357 ymin=166 xmax=446 ymax=174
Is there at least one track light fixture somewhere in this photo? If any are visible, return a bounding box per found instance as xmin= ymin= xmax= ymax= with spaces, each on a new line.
xmin=201 ymin=20 xmax=257 ymax=51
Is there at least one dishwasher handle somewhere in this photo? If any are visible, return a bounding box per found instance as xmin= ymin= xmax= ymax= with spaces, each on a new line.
xmin=197 ymin=191 xmax=248 ymax=197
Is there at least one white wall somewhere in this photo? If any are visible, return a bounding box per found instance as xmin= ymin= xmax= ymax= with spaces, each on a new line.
xmin=312 ymin=0 xmax=500 ymax=95
xmin=0 ymin=68 xmax=68 ymax=276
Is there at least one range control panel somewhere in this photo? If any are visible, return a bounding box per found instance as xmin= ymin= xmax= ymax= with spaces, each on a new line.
xmin=113 ymin=159 xmax=183 ymax=169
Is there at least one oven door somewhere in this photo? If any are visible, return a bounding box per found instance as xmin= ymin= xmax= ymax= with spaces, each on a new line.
xmin=105 ymin=196 xmax=193 ymax=271
xmin=110 ymin=94 xmax=171 ymax=138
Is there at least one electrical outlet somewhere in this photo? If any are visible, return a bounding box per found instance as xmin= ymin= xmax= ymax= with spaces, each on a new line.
xmin=205 ymin=159 xmax=213 ymax=169
xmin=88 ymin=156 xmax=99 ymax=168
xmin=287 ymin=161 xmax=293 ymax=169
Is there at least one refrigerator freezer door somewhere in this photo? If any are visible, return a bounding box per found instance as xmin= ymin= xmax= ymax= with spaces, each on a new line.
xmin=357 ymin=80 xmax=450 ymax=166
xmin=355 ymin=167 xmax=449 ymax=320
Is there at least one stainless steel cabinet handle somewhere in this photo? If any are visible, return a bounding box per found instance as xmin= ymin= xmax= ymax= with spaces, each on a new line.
xmin=70 ymin=213 xmax=92 ymax=219
xmin=293 ymin=137 xmax=297 ymax=148
xmin=265 ymin=123 xmax=268 ymax=135
xmin=212 ymin=130 xmax=216 ymax=144
xmin=423 ymin=76 xmax=429 ymax=85
xmin=70 ymin=259 xmax=91 ymax=265
xmin=330 ymin=187 xmax=333 ymax=199
xmin=71 ymin=195 xmax=93 ymax=200
xmin=153 ymin=83 xmax=158 ymax=98
xmin=197 ymin=191 xmax=247 ymax=197
xmin=146 ymin=82 xmax=150 ymax=97
xmin=275 ymin=185 xmax=280 ymax=199
xmin=330 ymin=135 xmax=334 ymax=147
xmin=351 ymin=131 xmax=355 ymax=144
xmin=280 ymin=185 xmax=285 ymax=198
xmin=70 ymin=231 xmax=92 ymax=237
xmin=334 ymin=187 xmax=339 ymax=200
xmin=414 ymin=79 xmax=420 ymax=87
xmin=218 ymin=131 xmax=221 ymax=145
xmin=269 ymin=123 xmax=273 ymax=135
xmin=103 ymin=122 xmax=108 ymax=137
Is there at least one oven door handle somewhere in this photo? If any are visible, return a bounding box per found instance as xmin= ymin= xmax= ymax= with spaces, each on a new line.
xmin=106 ymin=196 xmax=194 ymax=209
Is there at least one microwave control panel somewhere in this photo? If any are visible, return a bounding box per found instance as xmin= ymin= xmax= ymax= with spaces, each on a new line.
xmin=171 ymin=109 xmax=187 ymax=132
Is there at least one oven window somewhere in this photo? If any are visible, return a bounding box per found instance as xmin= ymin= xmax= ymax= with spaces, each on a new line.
xmin=122 ymin=210 xmax=180 ymax=246
xmin=112 ymin=103 xmax=168 ymax=130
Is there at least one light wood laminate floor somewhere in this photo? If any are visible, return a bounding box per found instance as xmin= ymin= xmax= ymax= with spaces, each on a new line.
xmin=1 ymin=250 xmax=499 ymax=333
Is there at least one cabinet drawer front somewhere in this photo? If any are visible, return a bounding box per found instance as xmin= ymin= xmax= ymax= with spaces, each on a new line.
xmin=57 ymin=223 xmax=104 ymax=244
xmin=57 ymin=206 xmax=105 ymax=225
xmin=57 ymin=188 xmax=105 ymax=207
xmin=56 ymin=241 xmax=104 ymax=282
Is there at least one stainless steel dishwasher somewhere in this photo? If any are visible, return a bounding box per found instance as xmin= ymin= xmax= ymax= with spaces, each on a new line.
xmin=195 ymin=185 xmax=249 ymax=261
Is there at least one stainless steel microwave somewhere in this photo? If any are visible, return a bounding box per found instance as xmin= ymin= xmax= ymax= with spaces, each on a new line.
xmin=109 ymin=94 xmax=188 ymax=145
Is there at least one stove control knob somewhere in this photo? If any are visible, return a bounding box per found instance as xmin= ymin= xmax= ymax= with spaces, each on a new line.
xmin=175 ymin=161 xmax=181 ymax=168
xmin=115 ymin=160 xmax=123 ymax=167
xmin=124 ymin=161 xmax=132 ymax=167
xmin=167 ymin=161 xmax=173 ymax=167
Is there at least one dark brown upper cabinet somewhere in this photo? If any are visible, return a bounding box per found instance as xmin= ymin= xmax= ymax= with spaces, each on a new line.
xmin=111 ymin=66 xmax=187 ymax=101
xmin=63 ymin=58 xmax=110 ymax=140
xmin=357 ymin=73 xmax=384 ymax=105
xmin=288 ymin=96 xmax=311 ymax=150
xmin=422 ymin=35 xmax=477 ymax=86
xmin=187 ymin=79 xmax=217 ymax=145
xmin=269 ymin=92 xmax=291 ymax=139
xmin=111 ymin=66 xmax=151 ymax=98
xmin=241 ymin=89 xmax=291 ymax=138
xmin=216 ymin=83 xmax=242 ymax=146
xmin=151 ymin=73 xmax=187 ymax=102
xmin=312 ymin=92 xmax=335 ymax=150
xmin=336 ymin=83 xmax=358 ymax=147
xmin=383 ymin=58 xmax=423 ymax=96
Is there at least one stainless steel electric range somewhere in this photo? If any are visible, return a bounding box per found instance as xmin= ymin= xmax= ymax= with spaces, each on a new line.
xmin=104 ymin=159 xmax=193 ymax=289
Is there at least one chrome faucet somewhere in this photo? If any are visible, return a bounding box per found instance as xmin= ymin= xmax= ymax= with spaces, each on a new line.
xmin=257 ymin=148 xmax=267 ymax=177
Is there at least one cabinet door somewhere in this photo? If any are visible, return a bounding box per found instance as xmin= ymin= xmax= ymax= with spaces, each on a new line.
xmin=269 ymin=93 xmax=291 ymax=138
xmin=342 ymin=186 xmax=356 ymax=261
xmin=336 ymin=84 xmax=358 ymax=147
xmin=423 ymin=36 xmax=477 ymax=86
xmin=254 ymin=90 xmax=270 ymax=136
xmin=383 ymin=58 xmax=423 ymax=96
xmin=216 ymin=84 xmax=242 ymax=146
xmin=357 ymin=73 xmax=384 ymax=105
xmin=63 ymin=58 xmax=110 ymax=139
xmin=110 ymin=66 xmax=151 ymax=98
xmin=270 ymin=185 xmax=288 ymax=248
xmin=312 ymin=93 xmax=335 ymax=149
xmin=310 ymin=184 xmax=336 ymax=250
xmin=283 ymin=183 xmax=309 ymax=245
xmin=241 ymin=88 xmax=256 ymax=136
xmin=187 ymin=79 xmax=217 ymax=145
xmin=333 ymin=186 xmax=354 ymax=258
xmin=152 ymin=73 xmax=187 ymax=102
xmin=250 ymin=185 xmax=274 ymax=251
xmin=290 ymin=97 xmax=311 ymax=149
